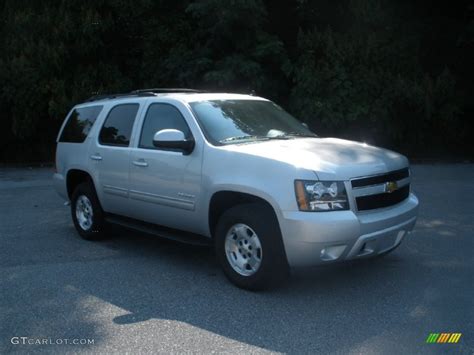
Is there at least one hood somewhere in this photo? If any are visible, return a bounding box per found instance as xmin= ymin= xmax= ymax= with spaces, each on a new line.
xmin=223 ymin=137 xmax=409 ymax=180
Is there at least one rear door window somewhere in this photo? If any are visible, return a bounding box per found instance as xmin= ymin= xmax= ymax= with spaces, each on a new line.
xmin=99 ymin=104 xmax=139 ymax=147
xmin=59 ymin=105 xmax=103 ymax=143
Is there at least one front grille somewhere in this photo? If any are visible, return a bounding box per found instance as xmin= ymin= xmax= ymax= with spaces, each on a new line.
xmin=351 ymin=168 xmax=409 ymax=188
xmin=351 ymin=168 xmax=410 ymax=211
xmin=356 ymin=184 xmax=410 ymax=211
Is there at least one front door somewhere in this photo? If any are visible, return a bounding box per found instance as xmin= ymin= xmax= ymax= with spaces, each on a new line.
xmin=128 ymin=102 xmax=202 ymax=232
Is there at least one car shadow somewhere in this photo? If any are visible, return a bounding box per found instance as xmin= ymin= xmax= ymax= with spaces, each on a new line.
xmin=60 ymin=224 xmax=444 ymax=353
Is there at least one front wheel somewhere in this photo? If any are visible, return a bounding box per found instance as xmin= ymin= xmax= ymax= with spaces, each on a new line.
xmin=215 ymin=203 xmax=289 ymax=290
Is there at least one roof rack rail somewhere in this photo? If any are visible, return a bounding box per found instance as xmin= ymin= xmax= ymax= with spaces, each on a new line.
xmin=84 ymin=88 xmax=206 ymax=103
xmin=83 ymin=92 xmax=154 ymax=103
xmin=130 ymin=88 xmax=207 ymax=94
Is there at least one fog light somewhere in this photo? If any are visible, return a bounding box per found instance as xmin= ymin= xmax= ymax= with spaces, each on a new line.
xmin=320 ymin=245 xmax=346 ymax=261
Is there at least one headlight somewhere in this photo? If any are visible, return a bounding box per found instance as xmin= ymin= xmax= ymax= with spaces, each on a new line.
xmin=294 ymin=180 xmax=349 ymax=212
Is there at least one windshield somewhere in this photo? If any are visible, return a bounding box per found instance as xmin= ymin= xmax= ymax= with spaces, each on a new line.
xmin=189 ymin=100 xmax=316 ymax=145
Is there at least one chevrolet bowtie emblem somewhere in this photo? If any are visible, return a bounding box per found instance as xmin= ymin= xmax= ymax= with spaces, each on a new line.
xmin=385 ymin=181 xmax=398 ymax=193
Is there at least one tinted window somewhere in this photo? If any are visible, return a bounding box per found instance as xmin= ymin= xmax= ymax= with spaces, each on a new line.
xmin=59 ymin=106 xmax=103 ymax=143
xmin=99 ymin=104 xmax=139 ymax=146
xmin=139 ymin=104 xmax=191 ymax=149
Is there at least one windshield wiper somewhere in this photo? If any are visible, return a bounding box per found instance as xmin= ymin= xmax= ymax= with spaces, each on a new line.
xmin=280 ymin=133 xmax=318 ymax=138
xmin=264 ymin=133 xmax=317 ymax=140
xmin=220 ymin=135 xmax=270 ymax=143
xmin=220 ymin=133 xmax=317 ymax=144
xmin=266 ymin=135 xmax=291 ymax=140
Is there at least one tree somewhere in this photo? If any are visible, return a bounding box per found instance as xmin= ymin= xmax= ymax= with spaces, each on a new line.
xmin=144 ymin=0 xmax=289 ymax=98
xmin=289 ymin=0 xmax=463 ymax=155
xmin=0 ymin=0 xmax=472 ymax=162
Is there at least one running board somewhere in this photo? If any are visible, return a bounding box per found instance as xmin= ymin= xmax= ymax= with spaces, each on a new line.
xmin=104 ymin=214 xmax=212 ymax=247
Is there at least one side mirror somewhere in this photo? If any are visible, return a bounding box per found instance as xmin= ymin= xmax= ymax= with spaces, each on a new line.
xmin=152 ymin=129 xmax=195 ymax=155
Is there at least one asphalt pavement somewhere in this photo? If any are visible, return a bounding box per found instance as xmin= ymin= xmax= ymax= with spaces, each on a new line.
xmin=0 ymin=165 xmax=473 ymax=354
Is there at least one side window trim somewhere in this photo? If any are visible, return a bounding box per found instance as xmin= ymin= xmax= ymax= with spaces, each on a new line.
xmin=98 ymin=103 xmax=140 ymax=148
xmin=56 ymin=107 xmax=74 ymax=142
xmin=138 ymin=102 xmax=194 ymax=151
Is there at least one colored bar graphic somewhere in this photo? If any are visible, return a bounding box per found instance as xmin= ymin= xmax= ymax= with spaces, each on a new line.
xmin=449 ymin=333 xmax=462 ymax=343
xmin=426 ymin=333 xmax=462 ymax=344
xmin=438 ymin=333 xmax=449 ymax=343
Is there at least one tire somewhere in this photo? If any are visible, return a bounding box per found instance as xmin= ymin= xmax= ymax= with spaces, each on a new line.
xmin=215 ymin=203 xmax=290 ymax=291
xmin=71 ymin=182 xmax=106 ymax=240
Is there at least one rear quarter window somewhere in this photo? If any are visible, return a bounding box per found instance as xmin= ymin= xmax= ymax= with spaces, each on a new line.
xmin=59 ymin=106 xmax=103 ymax=143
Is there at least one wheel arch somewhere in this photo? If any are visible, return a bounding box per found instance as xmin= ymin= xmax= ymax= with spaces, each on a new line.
xmin=208 ymin=190 xmax=280 ymax=239
xmin=66 ymin=169 xmax=95 ymax=199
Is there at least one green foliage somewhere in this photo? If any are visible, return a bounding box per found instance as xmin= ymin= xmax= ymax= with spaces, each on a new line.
xmin=0 ymin=0 xmax=472 ymax=162
xmin=175 ymin=0 xmax=287 ymax=94
xmin=289 ymin=0 xmax=467 ymax=155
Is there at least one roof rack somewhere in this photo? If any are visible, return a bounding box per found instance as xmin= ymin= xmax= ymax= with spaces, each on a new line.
xmin=84 ymin=88 xmax=206 ymax=103
xmin=84 ymin=92 xmax=153 ymax=102
xmin=131 ymin=88 xmax=207 ymax=94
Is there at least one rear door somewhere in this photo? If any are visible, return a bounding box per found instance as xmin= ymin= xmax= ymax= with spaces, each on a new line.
xmin=89 ymin=102 xmax=142 ymax=216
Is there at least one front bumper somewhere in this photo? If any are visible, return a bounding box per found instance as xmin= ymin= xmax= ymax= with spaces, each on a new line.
xmin=280 ymin=193 xmax=419 ymax=267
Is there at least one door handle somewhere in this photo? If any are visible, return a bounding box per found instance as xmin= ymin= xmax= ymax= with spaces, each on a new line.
xmin=90 ymin=154 xmax=102 ymax=161
xmin=132 ymin=159 xmax=148 ymax=167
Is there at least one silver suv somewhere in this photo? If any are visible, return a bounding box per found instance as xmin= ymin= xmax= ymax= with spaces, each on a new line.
xmin=54 ymin=89 xmax=419 ymax=290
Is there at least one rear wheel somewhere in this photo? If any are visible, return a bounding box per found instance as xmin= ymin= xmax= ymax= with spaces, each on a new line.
xmin=215 ymin=203 xmax=289 ymax=290
xmin=71 ymin=182 xmax=106 ymax=240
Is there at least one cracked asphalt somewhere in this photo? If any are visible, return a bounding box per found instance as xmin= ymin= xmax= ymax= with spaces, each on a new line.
xmin=0 ymin=165 xmax=473 ymax=354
